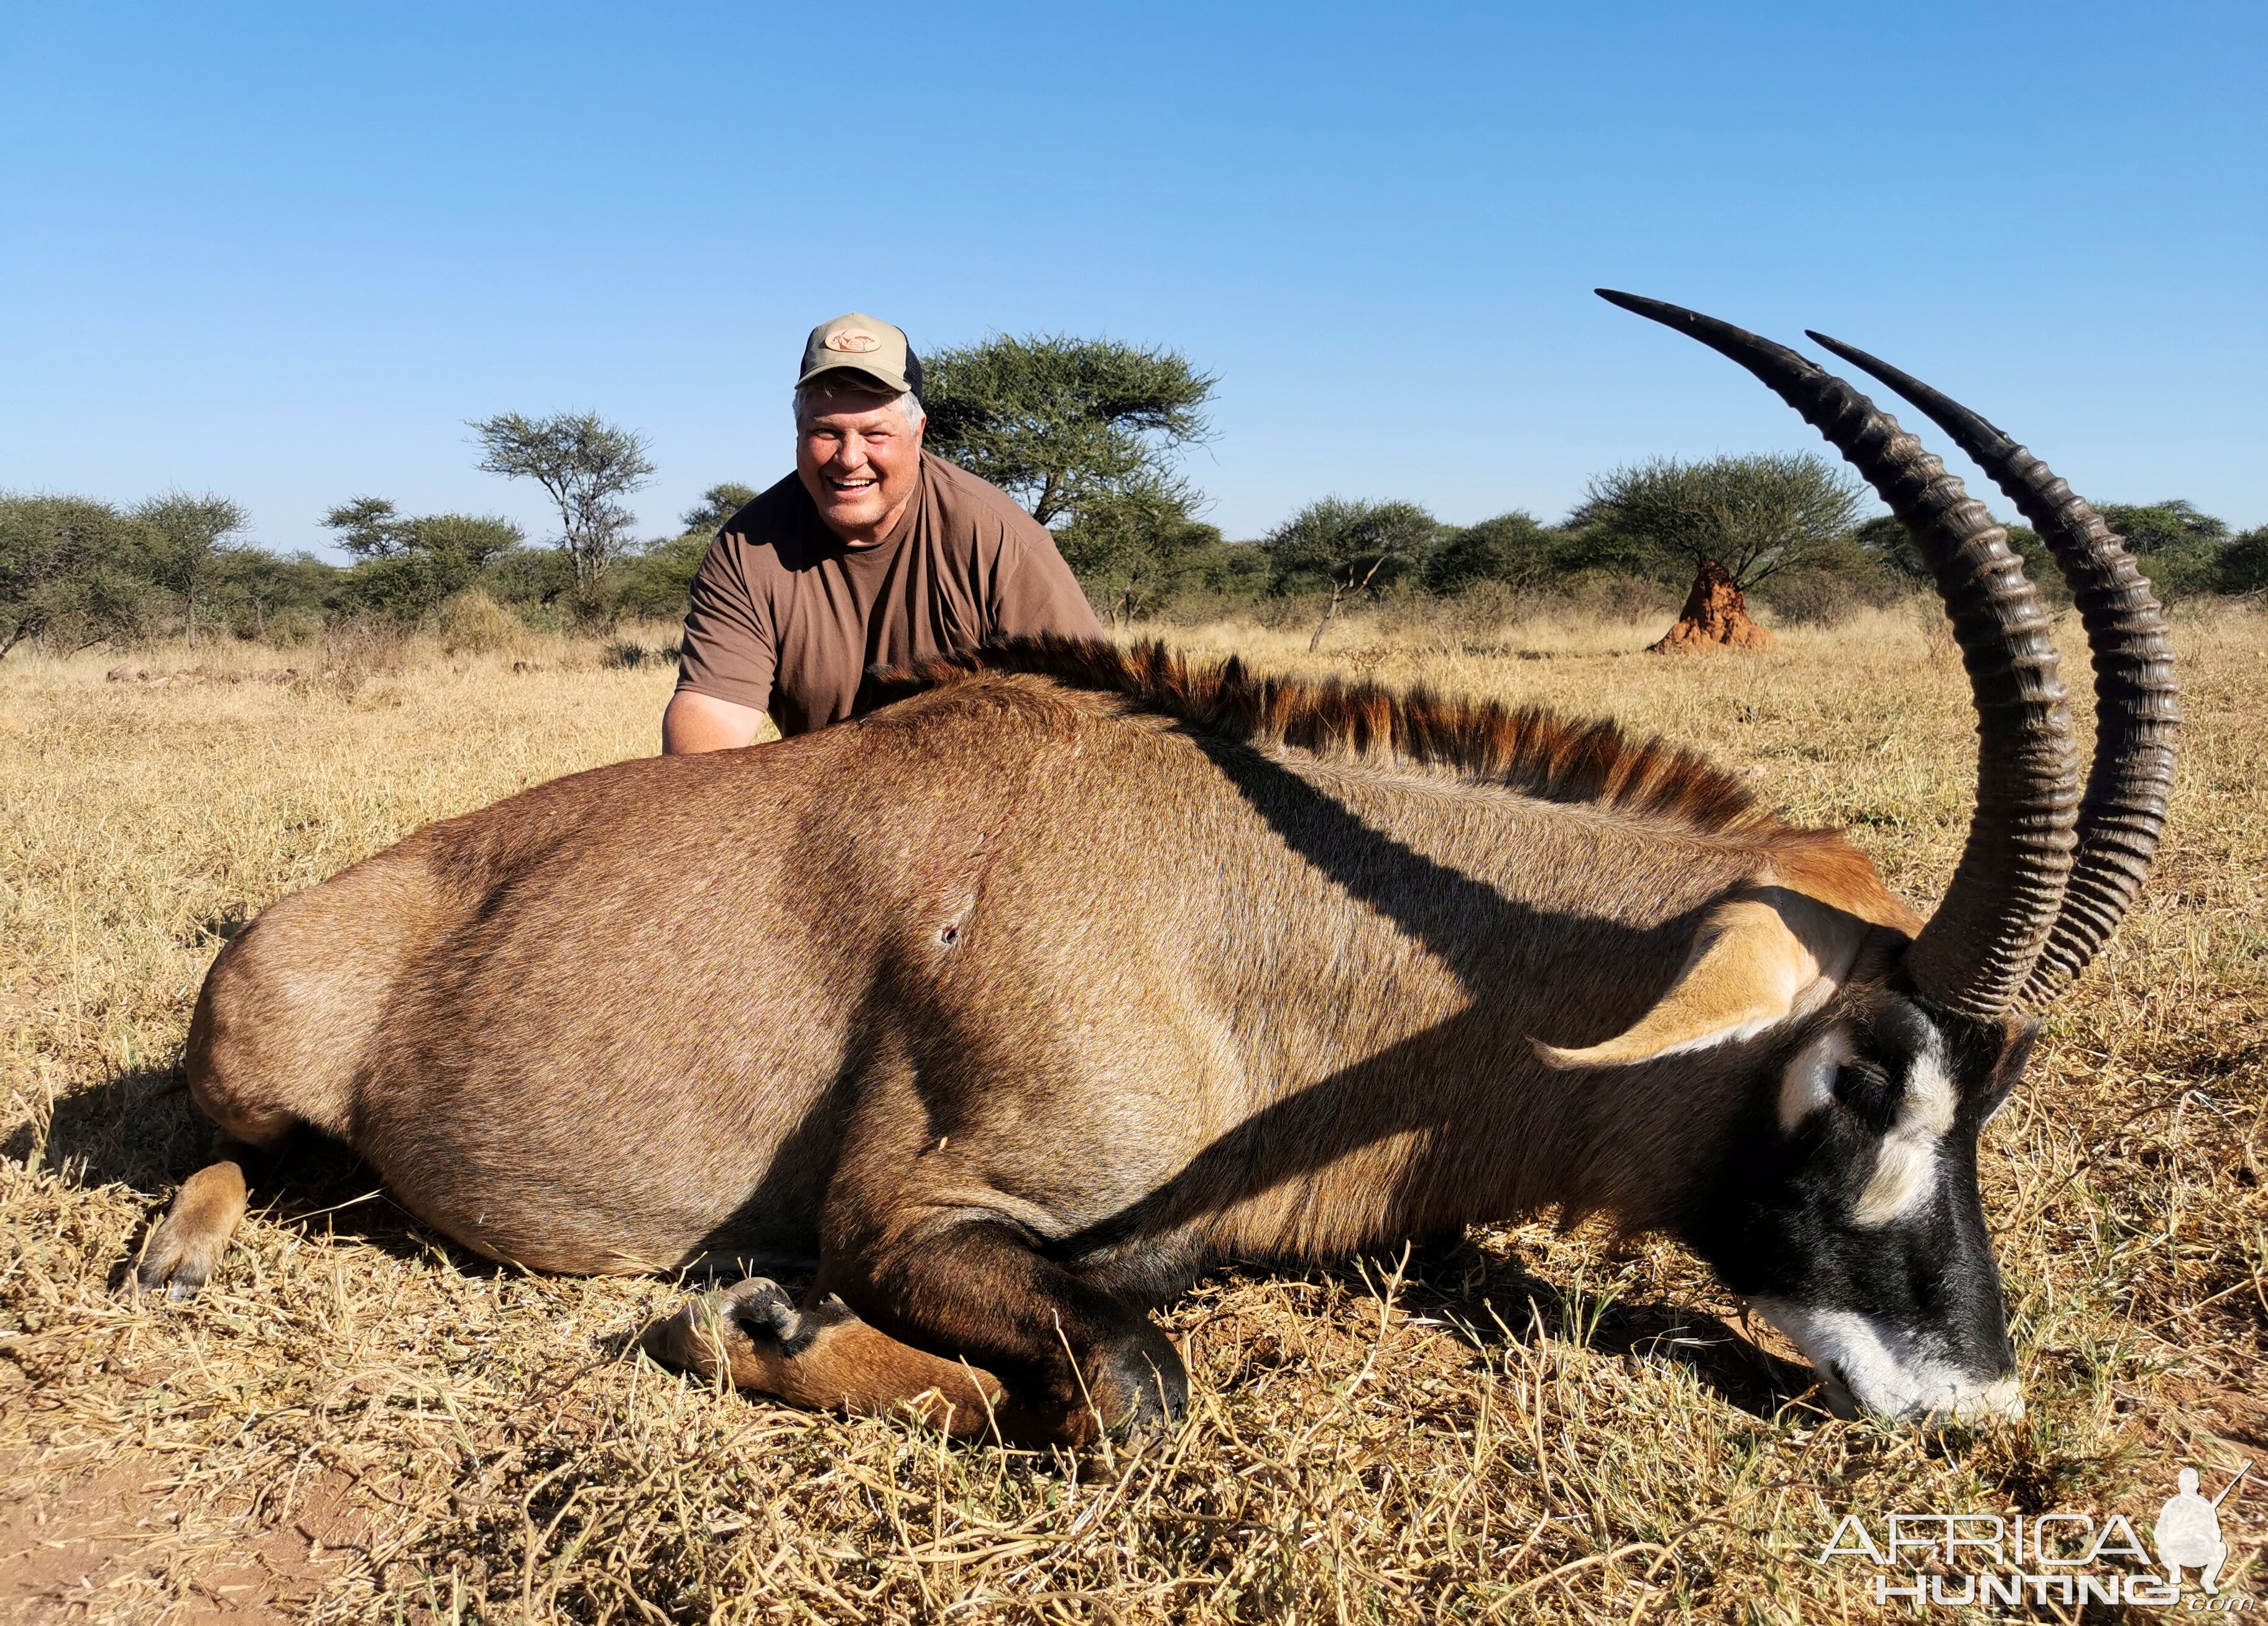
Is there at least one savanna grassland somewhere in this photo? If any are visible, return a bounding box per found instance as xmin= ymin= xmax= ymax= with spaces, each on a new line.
xmin=1 ymin=603 xmax=2262 ymax=1623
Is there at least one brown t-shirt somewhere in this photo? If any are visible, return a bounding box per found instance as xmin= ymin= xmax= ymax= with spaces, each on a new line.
xmin=675 ymin=453 xmax=1104 ymax=736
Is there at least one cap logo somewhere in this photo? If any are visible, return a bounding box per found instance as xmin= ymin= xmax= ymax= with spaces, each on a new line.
xmin=824 ymin=331 xmax=882 ymax=353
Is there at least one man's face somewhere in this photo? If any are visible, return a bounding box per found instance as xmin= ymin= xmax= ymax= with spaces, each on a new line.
xmin=795 ymin=386 xmax=923 ymax=543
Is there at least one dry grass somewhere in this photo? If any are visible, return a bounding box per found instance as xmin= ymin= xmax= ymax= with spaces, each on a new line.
xmin=1 ymin=604 xmax=2261 ymax=1622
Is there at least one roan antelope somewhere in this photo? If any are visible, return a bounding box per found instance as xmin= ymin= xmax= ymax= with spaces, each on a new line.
xmin=136 ymin=293 xmax=2175 ymax=1441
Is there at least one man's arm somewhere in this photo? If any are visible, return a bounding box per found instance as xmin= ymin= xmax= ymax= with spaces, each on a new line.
xmin=662 ymin=689 xmax=767 ymax=755
xmin=668 ymin=529 xmax=778 ymax=751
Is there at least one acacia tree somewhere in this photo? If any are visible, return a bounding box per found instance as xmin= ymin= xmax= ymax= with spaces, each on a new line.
xmin=1260 ymin=498 xmax=1439 ymax=594
xmin=921 ymin=336 xmax=1216 ymax=607
xmin=680 ymin=483 xmax=758 ymax=535
xmin=136 ymin=491 xmax=251 ymax=649
xmin=471 ymin=412 xmax=655 ymax=589
xmin=1573 ymin=453 xmax=1861 ymax=650
xmin=1051 ymin=476 xmax=1224 ymax=624
xmin=2096 ymin=499 xmax=2228 ymax=556
xmin=323 ymin=497 xmax=524 ymax=619
xmin=1423 ymin=510 xmax=1556 ymax=596
xmin=0 ymin=495 xmax=160 ymax=657
xmin=2095 ymin=499 xmax=2233 ymax=598
xmin=216 ymin=547 xmax=334 ymax=639
xmin=1258 ymin=497 xmax=1439 ymax=650
xmin=2219 ymin=525 xmax=2268 ymax=594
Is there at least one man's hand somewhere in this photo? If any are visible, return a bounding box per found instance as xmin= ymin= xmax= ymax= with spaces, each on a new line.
xmin=663 ymin=690 xmax=767 ymax=755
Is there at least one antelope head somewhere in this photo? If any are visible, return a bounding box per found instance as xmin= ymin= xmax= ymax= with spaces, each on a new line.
xmin=1551 ymin=292 xmax=2178 ymax=1423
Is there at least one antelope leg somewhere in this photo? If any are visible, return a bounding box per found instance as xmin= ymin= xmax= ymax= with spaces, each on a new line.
xmin=642 ymin=1278 xmax=1007 ymax=1438
xmin=821 ymin=1213 xmax=1189 ymax=1445
xmin=136 ymin=1133 xmax=278 ymax=1301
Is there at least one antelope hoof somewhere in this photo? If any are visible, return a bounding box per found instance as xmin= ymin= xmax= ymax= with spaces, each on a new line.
xmin=134 ymin=1213 xmax=229 ymax=1303
xmin=642 ymin=1277 xmax=815 ymax=1378
xmin=1087 ymin=1323 xmax=1188 ymax=1435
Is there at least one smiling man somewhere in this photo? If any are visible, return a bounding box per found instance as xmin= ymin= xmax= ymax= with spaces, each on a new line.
xmin=662 ymin=313 xmax=1103 ymax=752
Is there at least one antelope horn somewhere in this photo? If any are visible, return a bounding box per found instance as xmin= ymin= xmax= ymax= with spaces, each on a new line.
xmin=1595 ymin=290 xmax=2080 ymax=1020
xmin=1804 ymin=333 xmax=2179 ymax=1004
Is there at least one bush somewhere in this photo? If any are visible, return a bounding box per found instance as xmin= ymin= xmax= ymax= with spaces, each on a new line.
xmin=437 ymin=589 xmax=528 ymax=655
xmin=1145 ymin=587 xmax=1270 ymax=626
xmin=0 ymin=493 xmax=167 ymax=657
xmin=2139 ymin=547 xmax=2225 ymax=601
xmin=479 ymin=547 xmax=578 ymax=613
xmin=610 ymin=533 xmax=708 ymax=622
xmin=1448 ymin=580 xmax=1521 ymax=632
xmin=1423 ymin=512 xmax=1554 ymax=595
xmin=1179 ymin=538 xmax=1271 ymax=599
xmin=1757 ymin=566 xmax=1905 ymax=627
xmin=563 ymin=583 xmax=621 ymax=633
xmin=600 ymin=637 xmax=678 ymax=670
xmin=263 ymin=608 xmax=324 ymax=647
xmin=1242 ymin=591 xmax=1334 ymax=634
xmin=1547 ymin=570 xmax=1681 ymax=622
xmin=2216 ymin=527 xmax=2268 ymax=594
xmin=2092 ymin=501 xmax=2229 ymax=603
xmin=1260 ymin=499 xmax=1439 ymax=596
xmin=334 ymin=552 xmax=464 ymax=621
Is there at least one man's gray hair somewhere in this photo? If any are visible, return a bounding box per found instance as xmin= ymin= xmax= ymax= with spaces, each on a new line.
xmin=793 ymin=382 xmax=925 ymax=431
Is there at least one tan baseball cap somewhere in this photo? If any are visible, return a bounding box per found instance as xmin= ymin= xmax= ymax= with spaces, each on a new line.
xmin=797 ymin=312 xmax=923 ymax=398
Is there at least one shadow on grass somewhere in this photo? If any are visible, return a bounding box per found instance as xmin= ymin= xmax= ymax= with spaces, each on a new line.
xmin=1293 ymin=1232 xmax=1828 ymax=1424
xmin=4 ymin=1063 xmax=206 ymax=1194
xmin=6 ymin=1065 xmax=512 ymax=1291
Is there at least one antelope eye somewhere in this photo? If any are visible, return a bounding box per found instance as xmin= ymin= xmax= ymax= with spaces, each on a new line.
xmin=1833 ymin=1059 xmax=1896 ymax=1130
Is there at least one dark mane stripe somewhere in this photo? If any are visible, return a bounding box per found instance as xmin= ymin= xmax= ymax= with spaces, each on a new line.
xmin=859 ymin=635 xmax=1794 ymax=838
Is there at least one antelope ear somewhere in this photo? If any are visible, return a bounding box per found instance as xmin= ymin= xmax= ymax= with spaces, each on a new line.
xmin=1535 ymin=888 xmax=1879 ymax=1069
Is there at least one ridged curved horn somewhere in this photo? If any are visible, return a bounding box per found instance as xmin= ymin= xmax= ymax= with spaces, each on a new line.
xmin=1804 ymin=332 xmax=2179 ymax=1004
xmin=1596 ymin=290 xmax=2079 ymax=1020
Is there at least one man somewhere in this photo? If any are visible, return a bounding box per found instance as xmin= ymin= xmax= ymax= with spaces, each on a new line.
xmin=663 ymin=313 xmax=1103 ymax=752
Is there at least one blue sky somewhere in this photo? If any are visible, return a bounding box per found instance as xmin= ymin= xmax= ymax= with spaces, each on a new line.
xmin=2 ymin=2 xmax=2261 ymax=557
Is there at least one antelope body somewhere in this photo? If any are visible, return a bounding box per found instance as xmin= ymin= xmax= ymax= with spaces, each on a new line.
xmin=138 ymin=296 xmax=2176 ymax=1440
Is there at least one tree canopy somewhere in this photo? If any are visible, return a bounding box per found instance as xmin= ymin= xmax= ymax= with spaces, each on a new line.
xmin=471 ymin=411 xmax=655 ymax=589
xmin=1260 ymin=498 xmax=1439 ymax=596
xmin=1858 ymin=497 xmax=2248 ymax=601
xmin=323 ymin=499 xmax=525 ymax=619
xmin=0 ymin=495 xmax=160 ymax=658
xmin=136 ymin=491 xmax=251 ymax=647
xmin=2095 ymin=499 xmax=2235 ymax=598
xmin=681 ymin=483 xmax=759 ymax=535
xmin=2217 ymin=525 xmax=2268 ymax=594
xmin=1571 ymin=453 xmax=1863 ymax=589
xmin=920 ymin=335 xmax=1215 ymax=530
xmin=1424 ymin=511 xmax=1556 ymax=596
xmin=1051 ymin=478 xmax=1225 ymax=622
xmin=2098 ymin=499 xmax=2229 ymax=555
xmin=919 ymin=333 xmax=1219 ymax=620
